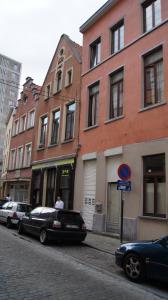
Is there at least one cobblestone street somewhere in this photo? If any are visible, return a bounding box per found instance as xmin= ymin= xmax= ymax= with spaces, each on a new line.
xmin=0 ymin=226 xmax=167 ymax=300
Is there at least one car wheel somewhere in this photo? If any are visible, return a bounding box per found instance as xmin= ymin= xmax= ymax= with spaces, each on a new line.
xmin=6 ymin=218 xmax=12 ymax=229
xmin=40 ymin=229 xmax=48 ymax=245
xmin=123 ymin=253 xmax=144 ymax=282
xmin=18 ymin=222 xmax=24 ymax=235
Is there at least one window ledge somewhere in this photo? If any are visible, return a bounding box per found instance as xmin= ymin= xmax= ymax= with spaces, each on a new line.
xmin=104 ymin=115 xmax=124 ymax=124
xmin=27 ymin=126 xmax=34 ymax=131
xmin=61 ymin=139 xmax=73 ymax=144
xmin=53 ymin=90 xmax=61 ymax=96
xmin=65 ymin=83 xmax=72 ymax=88
xmin=83 ymin=124 xmax=98 ymax=132
xmin=48 ymin=143 xmax=58 ymax=148
xmin=37 ymin=146 xmax=45 ymax=151
xmin=139 ymin=101 xmax=166 ymax=113
xmin=138 ymin=215 xmax=167 ymax=221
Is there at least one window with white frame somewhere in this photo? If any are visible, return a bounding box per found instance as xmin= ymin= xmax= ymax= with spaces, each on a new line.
xmin=44 ymin=84 xmax=51 ymax=100
xmin=9 ymin=149 xmax=16 ymax=170
xmin=13 ymin=119 xmax=19 ymax=136
xmin=19 ymin=115 xmax=26 ymax=132
xmin=27 ymin=110 xmax=35 ymax=128
xmin=39 ymin=115 xmax=48 ymax=147
xmin=65 ymin=102 xmax=76 ymax=140
xmin=24 ymin=144 xmax=32 ymax=167
xmin=53 ymin=70 xmax=62 ymax=94
xmin=88 ymin=82 xmax=99 ymax=127
xmin=65 ymin=68 xmax=73 ymax=87
xmin=50 ymin=109 xmax=60 ymax=145
xmin=16 ymin=147 xmax=23 ymax=169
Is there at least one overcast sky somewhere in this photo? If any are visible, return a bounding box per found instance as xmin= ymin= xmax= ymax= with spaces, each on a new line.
xmin=0 ymin=0 xmax=105 ymax=90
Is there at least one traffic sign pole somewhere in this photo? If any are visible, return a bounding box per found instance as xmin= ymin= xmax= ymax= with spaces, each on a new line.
xmin=120 ymin=190 xmax=124 ymax=244
xmin=117 ymin=163 xmax=131 ymax=244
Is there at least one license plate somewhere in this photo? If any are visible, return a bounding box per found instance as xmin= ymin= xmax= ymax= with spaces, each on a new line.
xmin=66 ymin=225 xmax=79 ymax=229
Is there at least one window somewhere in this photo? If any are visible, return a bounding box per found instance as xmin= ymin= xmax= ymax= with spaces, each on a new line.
xmin=109 ymin=68 xmax=123 ymax=119
xmin=16 ymin=147 xmax=23 ymax=169
xmin=19 ymin=115 xmax=26 ymax=132
xmin=65 ymin=102 xmax=76 ymax=140
xmin=111 ymin=20 xmax=124 ymax=54
xmin=65 ymin=68 xmax=73 ymax=87
xmin=9 ymin=149 xmax=16 ymax=170
xmin=88 ymin=83 xmax=99 ymax=127
xmin=27 ymin=110 xmax=35 ymax=128
xmin=144 ymin=47 xmax=163 ymax=107
xmin=90 ymin=38 xmax=101 ymax=68
xmin=55 ymin=71 xmax=62 ymax=93
xmin=143 ymin=154 xmax=165 ymax=218
xmin=13 ymin=119 xmax=19 ymax=136
xmin=24 ymin=144 xmax=32 ymax=167
xmin=143 ymin=0 xmax=161 ymax=32
xmin=39 ymin=116 xmax=48 ymax=147
xmin=45 ymin=84 xmax=51 ymax=100
xmin=50 ymin=110 xmax=60 ymax=145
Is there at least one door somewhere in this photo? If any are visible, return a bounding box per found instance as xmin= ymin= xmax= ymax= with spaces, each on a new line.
xmin=106 ymin=183 xmax=120 ymax=233
xmin=83 ymin=160 xmax=96 ymax=230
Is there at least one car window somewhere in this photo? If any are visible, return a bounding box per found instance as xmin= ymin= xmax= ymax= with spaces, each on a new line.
xmin=40 ymin=208 xmax=56 ymax=220
xmin=6 ymin=203 xmax=14 ymax=210
xmin=17 ymin=204 xmax=32 ymax=213
xmin=57 ymin=211 xmax=83 ymax=224
xmin=30 ymin=207 xmax=43 ymax=217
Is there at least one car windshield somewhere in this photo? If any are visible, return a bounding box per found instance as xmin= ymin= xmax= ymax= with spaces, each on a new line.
xmin=2 ymin=202 xmax=10 ymax=209
xmin=17 ymin=204 xmax=32 ymax=212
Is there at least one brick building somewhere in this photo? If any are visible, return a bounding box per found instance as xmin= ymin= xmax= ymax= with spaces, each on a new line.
xmin=3 ymin=77 xmax=40 ymax=202
xmin=31 ymin=34 xmax=82 ymax=209
xmin=74 ymin=0 xmax=168 ymax=240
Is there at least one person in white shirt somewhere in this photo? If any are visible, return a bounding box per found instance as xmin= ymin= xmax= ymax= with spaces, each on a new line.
xmin=55 ymin=196 xmax=64 ymax=209
xmin=5 ymin=194 xmax=12 ymax=201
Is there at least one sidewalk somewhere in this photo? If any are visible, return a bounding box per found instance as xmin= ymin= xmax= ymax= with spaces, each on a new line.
xmin=84 ymin=231 xmax=121 ymax=254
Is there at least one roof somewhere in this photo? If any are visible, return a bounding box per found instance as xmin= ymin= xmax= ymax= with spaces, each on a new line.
xmin=80 ymin=0 xmax=119 ymax=33
xmin=42 ymin=34 xmax=82 ymax=86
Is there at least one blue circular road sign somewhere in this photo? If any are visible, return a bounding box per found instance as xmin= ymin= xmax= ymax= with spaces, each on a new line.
xmin=118 ymin=164 xmax=131 ymax=180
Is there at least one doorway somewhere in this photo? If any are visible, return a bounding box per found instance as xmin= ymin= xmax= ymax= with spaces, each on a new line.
xmin=106 ymin=182 xmax=120 ymax=233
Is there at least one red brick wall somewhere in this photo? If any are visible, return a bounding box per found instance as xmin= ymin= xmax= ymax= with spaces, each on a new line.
xmin=79 ymin=0 xmax=168 ymax=154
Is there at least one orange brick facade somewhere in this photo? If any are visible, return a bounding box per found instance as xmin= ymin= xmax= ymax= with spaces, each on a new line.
xmin=74 ymin=0 xmax=168 ymax=240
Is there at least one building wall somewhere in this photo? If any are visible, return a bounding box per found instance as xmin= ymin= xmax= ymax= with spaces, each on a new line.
xmin=32 ymin=35 xmax=82 ymax=209
xmin=74 ymin=0 xmax=168 ymax=239
xmin=5 ymin=77 xmax=40 ymax=202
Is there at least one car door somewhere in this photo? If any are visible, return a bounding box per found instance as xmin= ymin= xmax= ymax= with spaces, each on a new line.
xmin=23 ymin=207 xmax=43 ymax=236
xmin=1 ymin=202 xmax=14 ymax=223
xmin=0 ymin=202 xmax=9 ymax=222
xmin=147 ymin=238 xmax=168 ymax=281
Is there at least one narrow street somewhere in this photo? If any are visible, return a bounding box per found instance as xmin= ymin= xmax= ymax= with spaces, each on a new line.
xmin=0 ymin=225 xmax=167 ymax=300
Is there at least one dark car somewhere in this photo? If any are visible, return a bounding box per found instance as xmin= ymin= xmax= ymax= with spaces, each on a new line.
xmin=18 ymin=207 xmax=87 ymax=244
xmin=115 ymin=236 xmax=168 ymax=283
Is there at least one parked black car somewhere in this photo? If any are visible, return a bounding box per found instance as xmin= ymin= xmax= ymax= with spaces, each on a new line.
xmin=18 ymin=207 xmax=87 ymax=244
xmin=115 ymin=236 xmax=168 ymax=282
